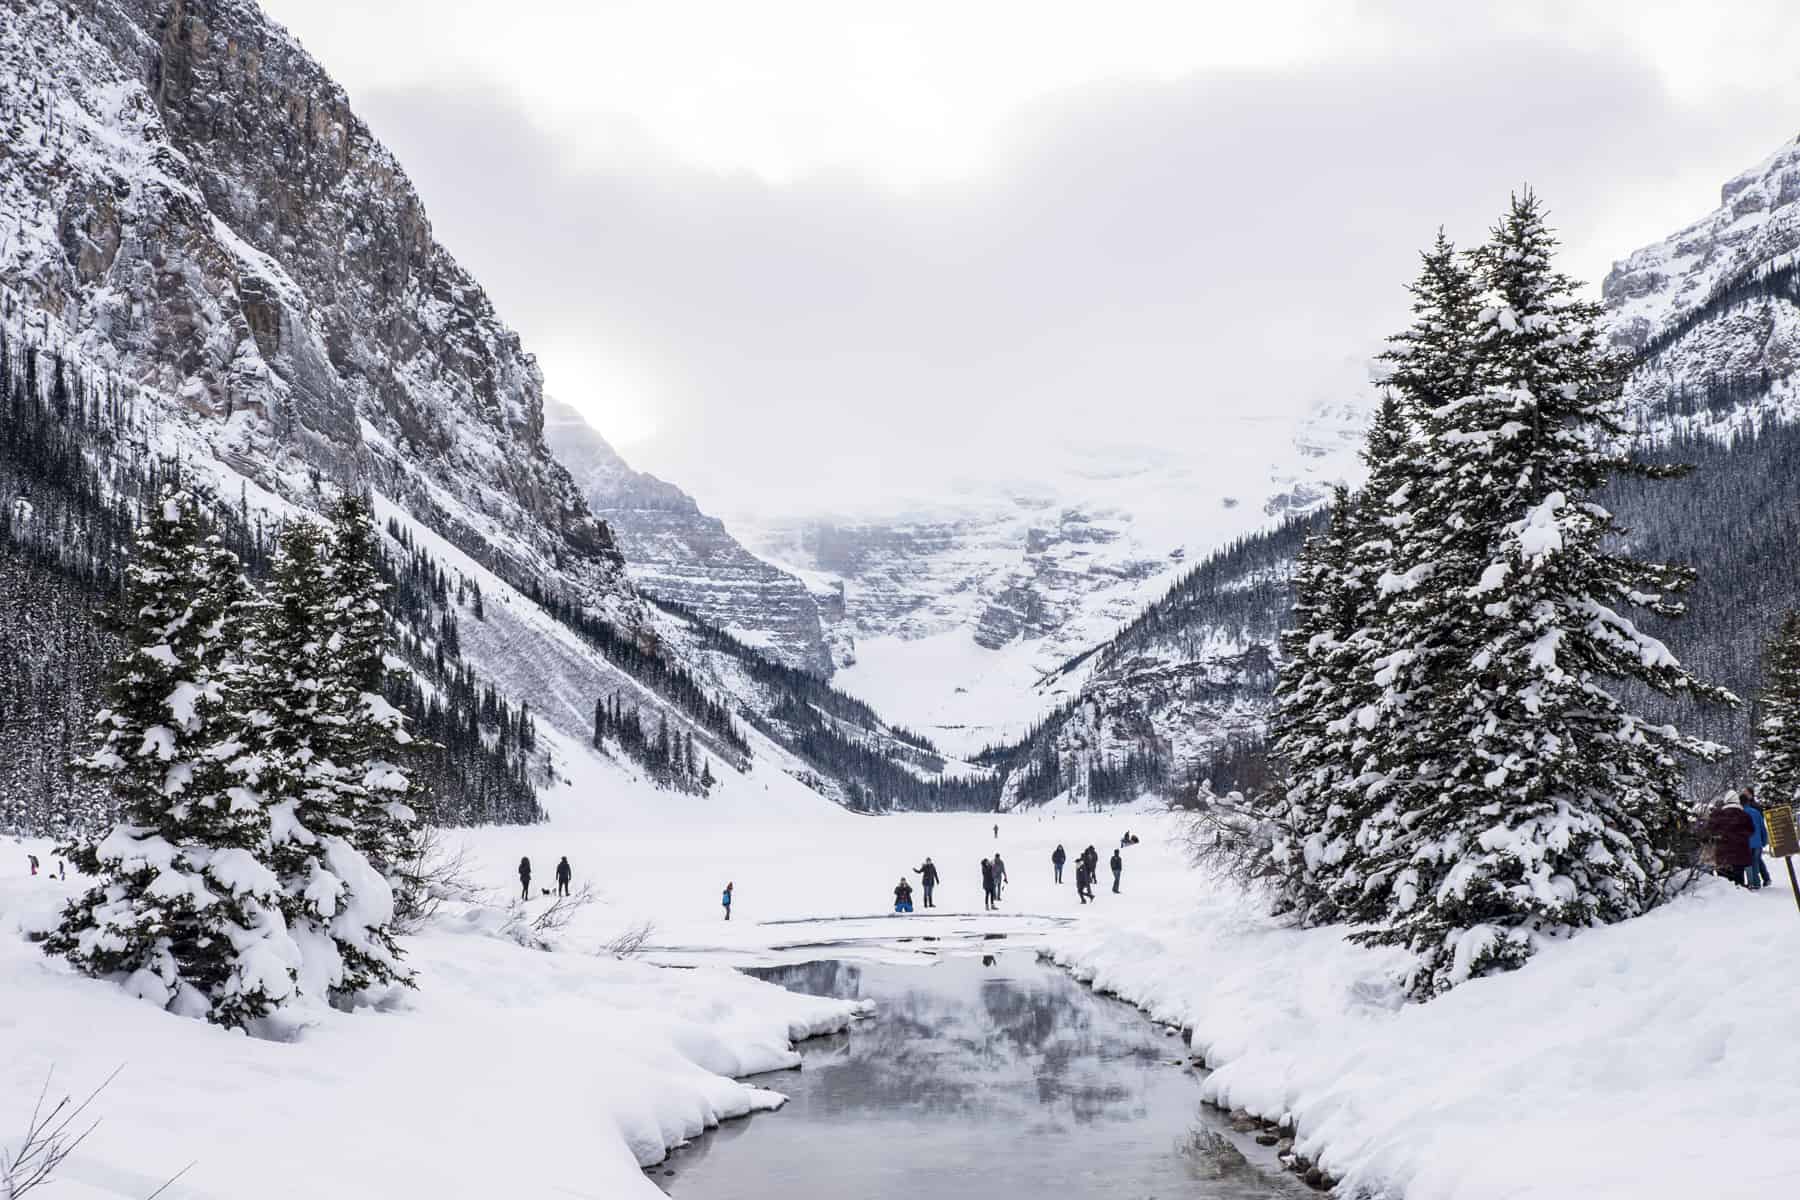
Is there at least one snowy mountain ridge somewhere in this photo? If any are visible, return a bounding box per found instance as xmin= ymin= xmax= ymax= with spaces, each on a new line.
xmin=543 ymin=398 xmax=836 ymax=676
xmin=731 ymin=401 xmax=1371 ymax=757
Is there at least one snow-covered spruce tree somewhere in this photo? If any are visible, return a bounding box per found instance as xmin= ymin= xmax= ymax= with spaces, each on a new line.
xmin=322 ymin=494 xmax=424 ymax=916
xmin=45 ymin=486 xmax=300 ymax=1027
xmin=1754 ymin=610 xmax=1800 ymax=808
xmin=1354 ymin=194 xmax=1733 ymax=997
xmin=1322 ymin=236 xmax=1487 ymax=928
xmin=1259 ymin=486 xmax=1360 ymax=916
xmin=236 ymin=518 xmax=410 ymax=999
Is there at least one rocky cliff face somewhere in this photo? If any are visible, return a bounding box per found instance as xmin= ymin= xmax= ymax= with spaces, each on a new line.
xmin=542 ymin=398 xmax=833 ymax=675
xmin=1603 ymin=133 xmax=1800 ymax=438
xmin=1 ymin=0 xmax=631 ymax=616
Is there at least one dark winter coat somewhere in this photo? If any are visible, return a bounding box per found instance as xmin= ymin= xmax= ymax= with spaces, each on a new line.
xmin=555 ymin=859 xmax=572 ymax=884
xmin=1110 ymin=851 xmax=1122 ymax=875
xmin=518 ymin=858 xmax=532 ymax=881
xmin=895 ymin=882 xmax=913 ymax=904
xmin=1081 ymin=847 xmax=1098 ymax=870
xmin=1743 ymin=798 xmax=1769 ymax=851
xmin=981 ymin=861 xmax=995 ymax=891
xmin=1708 ymin=806 xmax=1757 ymax=867
xmin=1052 ymin=846 xmax=1066 ymax=865
xmin=915 ymin=862 xmax=940 ymax=886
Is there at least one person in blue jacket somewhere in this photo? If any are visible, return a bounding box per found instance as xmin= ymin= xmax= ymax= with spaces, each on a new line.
xmin=1742 ymin=787 xmax=1772 ymax=889
xmin=722 ymin=881 xmax=734 ymax=921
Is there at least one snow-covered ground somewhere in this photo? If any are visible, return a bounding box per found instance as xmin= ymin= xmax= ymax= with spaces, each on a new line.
xmin=7 ymin=752 xmax=1795 ymax=1199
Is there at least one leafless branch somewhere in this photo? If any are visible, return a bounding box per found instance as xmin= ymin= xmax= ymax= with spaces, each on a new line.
xmin=599 ymin=919 xmax=656 ymax=958
xmin=2 ymin=1066 xmax=118 ymax=1198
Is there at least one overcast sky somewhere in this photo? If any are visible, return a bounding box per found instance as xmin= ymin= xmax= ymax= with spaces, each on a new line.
xmin=263 ymin=0 xmax=1798 ymax=518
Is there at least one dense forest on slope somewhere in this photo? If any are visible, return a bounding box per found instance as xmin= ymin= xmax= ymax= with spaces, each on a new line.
xmin=0 ymin=327 xmax=545 ymax=836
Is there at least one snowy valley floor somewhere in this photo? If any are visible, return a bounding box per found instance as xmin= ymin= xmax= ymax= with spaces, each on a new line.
xmin=5 ymin=755 xmax=1799 ymax=1199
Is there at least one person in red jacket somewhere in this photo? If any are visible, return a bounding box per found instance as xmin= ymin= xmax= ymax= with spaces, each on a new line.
xmin=1707 ymin=798 xmax=1757 ymax=887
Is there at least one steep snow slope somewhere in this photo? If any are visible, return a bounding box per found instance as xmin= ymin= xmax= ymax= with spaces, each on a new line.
xmin=738 ymin=406 xmax=1368 ymax=757
xmin=544 ymin=399 xmax=833 ymax=675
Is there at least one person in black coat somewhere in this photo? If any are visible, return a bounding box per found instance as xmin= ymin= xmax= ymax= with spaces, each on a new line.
xmin=980 ymin=858 xmax=996 ymax=911
xmin=1074 ymin=861 xmax=1093 ymax=904
xmin=1052 ymin=844 xmax=1067 ymax=884
xmin=518 ymin=856 xmax=532 ymax=900
xmin=555 ymin=856 xmax=572 ymax=896
xmin=913 ymin=857 xmax=940 ymax=907
xmin=1110 ymin=848 xmax=1123 ymax=893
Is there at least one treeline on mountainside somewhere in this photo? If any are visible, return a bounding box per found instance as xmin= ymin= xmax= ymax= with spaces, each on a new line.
xmin=765 ymin=692 xmax=997 ymax=811
xmin=525 ymin=585 xmax=751 ymax=760
xmin=0 ymin=322 xmax=544 ymax=837
xmin=1210 ymin=194 xmax=1733 ymax=999
xmin=43 ymin=487 xmax=418 ymax=1027
xmin=1628 ymin=252 xmax=1800 ymax=366
xmin=593 ymin=693 xmax=716 ymax=792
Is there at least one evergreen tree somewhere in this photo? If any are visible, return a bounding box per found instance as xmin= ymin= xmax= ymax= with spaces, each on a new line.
xmin=1754 ymin=610 xmax=1800 ymax=808
xmin=238 ymin=518 xmax=409 ymax=999
xmin=1321 ymin=242 xmax=1485 ymax=925
xmin=45 ymin=486 xmax=299 ymax=1027
xmin=1259 ymin=486 xmax=1359 ymax=917
xmin=322 ymin=494 xmax=422 ymax=883
xmin=1354 ymin=194 xmax=1733 ymax=996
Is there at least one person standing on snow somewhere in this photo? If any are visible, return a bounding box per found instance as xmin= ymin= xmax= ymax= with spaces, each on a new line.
xmin=517 ymin=856 xmax=532 ymax=900
xmin=914 ymin=858 xmax=940 ymax=908
xmin=1706 ymin=796 xmax=1757 ymax=887
xmin=722 ymin=881 xmax=734 ymax=921
xmin=991 ymin=852 xmax=1008 ymax=899
xmin=894 ymin=878 xmax=915 ymax=913
xmin=1052 ymin=844 xmax=1066 ymax=883
xmin=555 ymin=856 xmax=573 ymax=897
xmin=1110 ymin=848 xmax=1123 ymax=893
xmin=1074 ymin=860 xmax=1092 ymax=904
xmin=1742 ymin=787 xmax=1772 ymax=890
xmin=980 ymin=858 xmax=996 ymax=911
xmin=993 ymin=823 xmax=999 ymax=839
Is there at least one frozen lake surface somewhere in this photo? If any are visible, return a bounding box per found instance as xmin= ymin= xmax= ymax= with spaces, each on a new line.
xmin=658 ymin=951 xmax=1299 ymax=1199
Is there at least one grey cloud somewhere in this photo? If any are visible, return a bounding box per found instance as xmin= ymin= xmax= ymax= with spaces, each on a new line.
xmin=350 ymin=40 xmax=1787 ymax=517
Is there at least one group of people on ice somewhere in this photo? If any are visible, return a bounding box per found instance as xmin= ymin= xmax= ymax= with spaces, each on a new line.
xmin=881 ymin=837 xmax=1128 ymax=913
xmin=1705 ymin=787 xmax=1779 ymax=889
xmin=1053 ymin=842 xmax=1122 ymax=903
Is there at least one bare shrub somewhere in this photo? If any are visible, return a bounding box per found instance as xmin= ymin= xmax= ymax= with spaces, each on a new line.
xmin=1176 ymin=787 xmax=1285 ymax=892
xmin=499 ymin=884 xmax=596 ymax=950
xmin=3 ymin=1068 xmax=113 ymax=1198
xmin=599 ymin=919 xmax=656 ymax=959
xmin=391 ymin=825 xmax=483 ymax=934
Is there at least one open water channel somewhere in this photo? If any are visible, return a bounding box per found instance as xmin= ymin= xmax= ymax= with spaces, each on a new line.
xmin=656 ymin=951 xmax=1302 ymax=1199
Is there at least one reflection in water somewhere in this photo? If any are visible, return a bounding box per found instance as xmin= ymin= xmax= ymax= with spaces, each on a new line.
xmin=661 ymin=953 xmax=1296 ymax=1199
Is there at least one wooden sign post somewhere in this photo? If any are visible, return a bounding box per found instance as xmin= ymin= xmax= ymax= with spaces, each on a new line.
xmin=1766 ymin=803 xmax=1800 ymax=915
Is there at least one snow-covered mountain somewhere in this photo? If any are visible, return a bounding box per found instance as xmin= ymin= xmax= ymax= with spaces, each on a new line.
xmin=730 ymin=403 xmax=1370 ymax=757
xmin=0 ymin=0 xmax=986 ymax=823
xmin=1604 ymin=133 xmax=1800 ymax=436
xmin=0 ymin=0 xmax=633 ymax=621
xmin=543 ymin=399 xmax=834 ymax=676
